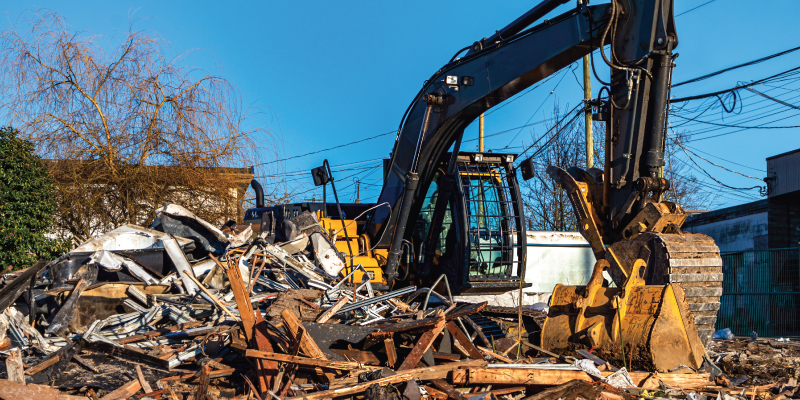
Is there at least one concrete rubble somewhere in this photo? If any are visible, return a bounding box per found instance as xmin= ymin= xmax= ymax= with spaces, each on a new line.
xmin=0 ymin=204 xmax=784 ymax=399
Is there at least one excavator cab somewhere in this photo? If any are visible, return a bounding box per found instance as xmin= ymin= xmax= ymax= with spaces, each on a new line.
xmin=410 ymin=152 xmax=529 ymax=294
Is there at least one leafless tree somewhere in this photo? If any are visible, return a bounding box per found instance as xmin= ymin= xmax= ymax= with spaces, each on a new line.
xmin=520 ymin=104 xmax=711 ymax=232
xmin=0 ymin=10 xmax=279 ymax=241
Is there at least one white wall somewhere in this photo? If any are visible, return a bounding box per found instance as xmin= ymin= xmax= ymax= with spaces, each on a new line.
xmin=455 ymin=231 xmax=597 ymax=308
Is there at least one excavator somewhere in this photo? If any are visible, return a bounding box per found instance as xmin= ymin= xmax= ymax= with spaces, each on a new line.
xmin=244 ymin=0 xmax=722 ymax=372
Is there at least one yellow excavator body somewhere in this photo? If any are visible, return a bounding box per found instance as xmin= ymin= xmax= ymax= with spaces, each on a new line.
xmin=541 ymin=259 xmax=706 ymax=372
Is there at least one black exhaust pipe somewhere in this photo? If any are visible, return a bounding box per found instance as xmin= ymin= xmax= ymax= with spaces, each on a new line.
xmin=251 ymin=179 xmax=265 ymax=208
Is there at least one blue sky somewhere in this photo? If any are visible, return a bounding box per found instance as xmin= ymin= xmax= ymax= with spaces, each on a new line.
xmin=5 ymin=0 xmax=800 ymax=209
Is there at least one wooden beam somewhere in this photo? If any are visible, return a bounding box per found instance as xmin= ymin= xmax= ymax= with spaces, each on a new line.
xmin=98 ymin=379 xmax=141 ymax=400
xmin=445 ymin=321 xmax=484 ymax=361
xmin=316 ymin=296 xmax=349 ymax=323
xmin=384 ymin=338 xmax=397 ymax=369
xmin=223 ymin=254 xmax=256 ymax=340
xmin=477 ymin=346 xmax=513 ymax=364
xmin=451 ymin=368 xmax=711 ymax=388
xmin=135 ymin=365 xmax=152 ymax=394
xmin=288 ymin=359 xmax=489 ymax=400
xmin=430 ymin=379 xmax=468 ymax=400
xmin=195 ymin=365 xmax=211 ymax=400
xmin=184 ymin=274 xmax=238 ymax=321
xmin=329 ymin=349 xmax=381 ymax=365
xmin=6 ymin=347 xmax=24 ymax=384
xmin=24 ymin=355 xmax=60 ymax=376
xmin=281 ymin=309 xmax=327 ymax=360
xmin=373 ymin=303 xmax=486 ymax=335
xmin=253 ymin=312 xmax=278 ymax=395
xmin=246 ymin=350 xmax=364 ymax=370
xmin=422 ymin=385 xmax=448 ymax=400
xmin=397 ymin=318 xmax=446 ymax=371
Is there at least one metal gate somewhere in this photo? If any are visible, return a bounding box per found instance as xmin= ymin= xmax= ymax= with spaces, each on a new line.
xmin=717 ymin=247 xmax=800 ymax=337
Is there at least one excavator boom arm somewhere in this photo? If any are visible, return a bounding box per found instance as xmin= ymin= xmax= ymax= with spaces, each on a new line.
xmin=367 ymin=2 xmax=614 ymax=281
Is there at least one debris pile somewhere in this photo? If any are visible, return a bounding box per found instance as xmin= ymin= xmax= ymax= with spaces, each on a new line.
xmin=0 ymin=204 xmax=779 ymax=399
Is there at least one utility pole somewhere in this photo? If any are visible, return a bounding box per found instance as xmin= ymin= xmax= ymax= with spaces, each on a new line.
xmin=580 ymin=0 xmax=593 ymax=169
xmin=478 ymin=113 xmax=485 ymax=152
xmin=583 ymin=54 xmax=593 ymax=169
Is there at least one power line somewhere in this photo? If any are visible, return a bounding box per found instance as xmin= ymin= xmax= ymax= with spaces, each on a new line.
xmin=675 ymin=0 xmax=717 ymax=17
xmin=250 ymin=131 xmax=395 ymax=168
xmin=674 ymin=44 xmax=800 ymax=87
xmin=667 ymin=125 xmax=764 ymax=192
xmin=684 ymin=145 xmax=766 ymax=173
xmin=516 ymin=104 xmax=584 ymax=162
xmin=254 ymin=158 xmax=384 ymax=178
xmin=671 ymin=65 xmax=800 ymax=103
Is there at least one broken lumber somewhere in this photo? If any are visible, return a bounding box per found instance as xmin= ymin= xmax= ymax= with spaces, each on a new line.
xmin=5 ymin=348 xmax=24 ymax=384
xmin=430 ymin=379 xmax=468 ymax=400
xmin=397 ymin=317 xmax=446 ymax=371
xmin=326 ymin=359 xmax=488 ymax=391
xmin=245 ymin=350 xmax=364 ymax=370
xmin=0 ymin=379 xmax=59 ymax=400
xmin=281 ymin=309 xmax=327 ymax=360
xmin=316 ymin=296 xmax=349 ymax=323
xmin=445 ymin=321 xmax=483 ymax=361
xmin=98 ymin=379 xmax=141 ymax=400
xmin=451 ymin=367 xmax=711 ymax=388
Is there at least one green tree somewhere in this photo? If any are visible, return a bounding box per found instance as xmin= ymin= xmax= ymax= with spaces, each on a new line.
xmin=0 ymin=126 xmax=65 ymax=270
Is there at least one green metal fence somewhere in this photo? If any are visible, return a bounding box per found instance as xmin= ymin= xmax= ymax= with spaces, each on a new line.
xmin=716 ymin=247 xmax=800 ymax=337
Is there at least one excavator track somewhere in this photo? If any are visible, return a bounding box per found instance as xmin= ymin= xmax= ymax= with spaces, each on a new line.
xmin=623 ymin=232 xmax=722 ymax=347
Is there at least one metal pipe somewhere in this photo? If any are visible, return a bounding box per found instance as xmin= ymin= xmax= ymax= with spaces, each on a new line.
xmin=645 ymin=47 xmax=674 ymax=176
xmin=323 ymin=160 xmax=354 ymax=264
xmin=386 ymin=95 xmax=438 ymax=282
xmin=250 ymin=179 xmax=265 ymax=209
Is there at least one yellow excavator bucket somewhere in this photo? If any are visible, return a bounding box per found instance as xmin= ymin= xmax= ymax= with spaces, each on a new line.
xmin=541 ymin=259 xmax=706 ymax=372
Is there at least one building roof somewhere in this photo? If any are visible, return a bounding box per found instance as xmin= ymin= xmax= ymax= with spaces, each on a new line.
xmin=684 ymin=199 xmax=768 ymax=228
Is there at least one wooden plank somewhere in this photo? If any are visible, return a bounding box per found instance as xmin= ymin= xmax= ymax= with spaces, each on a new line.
xmin=99 ymin=379 xmax=141 ymax=400
xmin=184 ymin=273 xmax=239 ymax=321
xmin=329 ymin=349 xmax=381 ymax=365
xmin=329 ymin=359 xmax=488 ymax=390
xmin=477 ymin=346 xmax=513 ymax=364
xmin=485 ymin=387 xmax=527 ymax=396
xmin=6 ymin=348 xmax=24 ymax=384
xmin=246 ymin=350 xmax=363 ymax=370
xmin=281 ymin=309 xmax=327 ymax=360
xmin=0 ymin=380 xmax=59 ymax=400
xmin=430 ymin=379 xmax=468 ymax=400
xmin=397 ymin=318 xmax=446 ymax=371
xmin=288 ymin=359 xmax=488 ymax=400
xmin=433 ymin=352 xmax=460 ymax=361
xmin=316 ymin=296 xmax=349 ymax=323
xmin=195 ymin=365 xmax=211 ymax=400
xmin=24 ymin=355 xmax=60 ymax=375
xmin=135 ymin=365 xmax=152 ymax=394
xmin=452 ymin=368 xmax=711 ymax=388
xmin=422 ymin=385 xmax=448 ymax=400
xmin=253 ymin=311 xmax=278 ymax=395
xmin=445 ymin=321 xmax=484 ymax=360
xmin=219 ymin=252 xmax=255 ymax=334
xmin=384 ymin=338 xmax=398 ymax=369
xmin=373 ymin=302 xmax=487 ymax=334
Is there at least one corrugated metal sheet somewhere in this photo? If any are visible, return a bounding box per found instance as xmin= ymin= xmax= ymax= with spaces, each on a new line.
xmin=767 ymin=148 xmax=800 ymax=197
